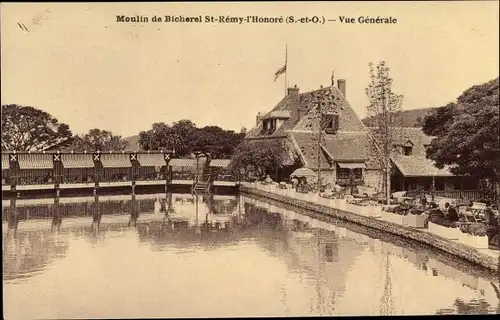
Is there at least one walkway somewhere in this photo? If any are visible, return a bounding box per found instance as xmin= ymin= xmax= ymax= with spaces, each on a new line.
xmin=240 ymin=183 xmax=500 ymax=273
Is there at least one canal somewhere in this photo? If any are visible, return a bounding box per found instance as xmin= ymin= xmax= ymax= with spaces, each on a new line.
xmin=3 ymin=193 xmax=500 ymax=318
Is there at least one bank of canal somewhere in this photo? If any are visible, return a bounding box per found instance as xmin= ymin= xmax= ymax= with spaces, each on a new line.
xmin=240 ymin=185 xmax=500 ymax=273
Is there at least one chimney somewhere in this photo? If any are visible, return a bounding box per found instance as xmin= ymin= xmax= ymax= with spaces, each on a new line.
xmin=256 ymin=112 xmax=262 ymax=126
xmin=337 ymin=79 xmax=346 ymax=97
xmin=287 ymin=85 xmax=299 ymax=96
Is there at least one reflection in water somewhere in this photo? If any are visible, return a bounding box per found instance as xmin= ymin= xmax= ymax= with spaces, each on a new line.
xmin=3 ymin=229 xmax=69 ymax=283
xmin=2 ymin=194 xmax=500 ymax=318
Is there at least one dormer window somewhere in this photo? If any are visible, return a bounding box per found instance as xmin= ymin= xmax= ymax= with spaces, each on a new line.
xmin=403 ymin=146 xmax=413 ymax=156
xmin=269 ymin=119 xmax=276 ymax=133
xmin=261 ymin=120 xmax=268 ymax=132
xmin=323 ymin=112 xmax=339 ymax=134
xmin=261 ymin=119 xmax=276 ymax=135
xmin=402 ymin=140 xmax=414 ymax=156
xmin=260 ymin=111 xmax=290 ymax=135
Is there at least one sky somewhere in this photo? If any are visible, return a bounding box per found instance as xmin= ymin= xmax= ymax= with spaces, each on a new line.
xmin=1 ymin=2 xmax=499 ymax=138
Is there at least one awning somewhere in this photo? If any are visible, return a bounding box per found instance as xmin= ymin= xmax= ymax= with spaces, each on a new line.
xmin=169 ymin=158 xmax=197 ymax=167
xmin=100 ymin=153 xmax=132 ymax=168
xmin=337 ymin=162 xmax=366 ymax=169
xmin=61 ymin=154 xmax=95 ymax=168
xmin=209 ymin=159 xmax=232 ymax=168
xmin=291 ymin=167 xmax=316 ymax=178
xmin=18 ymin=154 xmax=53 ymax=169
xmin=137 ymin=153 xmax=166 ymax=167
xmin=2 ymin=153 xmax=9 ymax=169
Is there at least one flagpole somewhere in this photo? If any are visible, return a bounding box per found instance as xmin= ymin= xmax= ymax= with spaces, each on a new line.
xmin=284 ymin=44 xmax=288 ymax=95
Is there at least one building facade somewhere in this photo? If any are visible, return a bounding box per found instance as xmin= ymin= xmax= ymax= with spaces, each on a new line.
xmin=386 ymin=127 xmax=480 ymax=199
xmin=245 ymin=78 xmax=481 ymax=199
xmin=245 ymin=79 xmax=385 ymax=190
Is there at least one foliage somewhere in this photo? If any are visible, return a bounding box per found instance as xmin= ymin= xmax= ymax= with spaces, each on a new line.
xmin=187 ymin=126 xmax=245 ymax=158
xmin=230 ymin=139 xmax=295 ymax=179
xmin=139 ymin=119 xmax=244 ymax=157
xmin=1 ymin=104 xmax=72 ymax=151
xmin=365 ymin=61 xmax=404 ymax=204
xmin=423 ymin=78 xmax=499 ymax=183
xmin=68 ymin=129 xmax=129 ymax=151
xmin=458 ymin=223 xmax=487 ymax=236
xmin=428 ymin=212 xmax=457 ymax=228
xmin=139 ymin=122 xmax=184 ymax=153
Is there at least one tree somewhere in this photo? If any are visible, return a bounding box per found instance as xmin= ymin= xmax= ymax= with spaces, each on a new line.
xmin=68 ymin=129 xmax=129 ymax=151
xmin=231 ymin=139 xmax=296 ymax=180
xmin=1 ymin=104 xmax=72 ymax=151
xmin=423 ymin=77 xmax=499 ymax=200
xmin=139 ymin=119 xmax=244 ymax=157
xmin=188 ymin=126 xmax=245 ymax=158
xmin=365 ymin=61 xmax=404 ymax=205
xmin=422 ymin=102 xmax=456 ymax=137
xmin=139 ymin=122 xmax=183 ymax=153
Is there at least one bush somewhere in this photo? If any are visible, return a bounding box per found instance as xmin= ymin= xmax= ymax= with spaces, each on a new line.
xmin=459 ymin=223 xmax=488 ymax=236
xmin=409 ymin=208 xmax=425 ymax=215
xmin=428 ymin=214 xmax=456 ymax=228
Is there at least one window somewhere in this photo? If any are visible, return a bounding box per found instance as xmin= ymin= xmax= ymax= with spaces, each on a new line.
xmin=403 ymin=140 xmax=413 ymax=156
xmin=261 ymin=119 xmax=276 ymax=134
xmin=336 ymin=168 xmax=362 ymax=180
xmin=324 ymin=113 xmax=339 ymax=134
xmin=403 ymin=146 xmax=413 ymax=156
xmin=269 ymin=119 xmax=276 ymax=133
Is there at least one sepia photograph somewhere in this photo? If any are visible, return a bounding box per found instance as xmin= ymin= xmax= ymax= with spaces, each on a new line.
xmin=1 ymin=1 xmax=499 ymax=318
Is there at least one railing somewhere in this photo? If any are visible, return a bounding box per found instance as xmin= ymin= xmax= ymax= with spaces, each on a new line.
xmin=407 ymin=190 xmax=483 ymax=201
xmin=99 ymin=174 xmax=130 ymax=183
xmin=62 ymin=175 xmax=95 ymax=184
xmin=172 ymin=173 xmax=194 ymax=180
xmin=135 ymin=172 xmax=166 ymax=181
xmin=14 ymin=176 xmax=55 ymax=185
xmin=213 ymin=174 xmax=236 ymax=182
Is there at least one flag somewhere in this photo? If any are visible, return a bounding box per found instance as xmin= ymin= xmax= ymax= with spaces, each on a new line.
xmin=273 ymin=64 xmax=287 ymax=82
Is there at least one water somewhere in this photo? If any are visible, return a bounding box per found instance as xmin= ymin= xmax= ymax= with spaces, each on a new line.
xmin=3 ymin=193 xmax=500 ymax=318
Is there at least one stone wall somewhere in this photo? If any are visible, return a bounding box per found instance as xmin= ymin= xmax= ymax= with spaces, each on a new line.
xmin=240 ymin=186 xmax=499 ymax=273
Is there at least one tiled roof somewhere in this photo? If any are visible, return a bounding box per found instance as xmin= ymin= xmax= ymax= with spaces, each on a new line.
xmin=245 ymin=84 xmax=384 ymax=171
xmin=368 ymin=127 xmax=433 ymax=158
xmin=290 ymin=132 xmax=333 ymax=170
xmin=246 ymin=85 xmax=353 ymax=138
xmin=321 ymin=133 xmax=369 ymax=161
xmin=392 ymin=156 xmax=453 ymax=177
xmin=293 ymin=87 xmax=367 ymax=132
xmin=289 ymin=132 xmax=383 ymax=170
xmin=367 ymin=126 xmax=454 ymax=176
